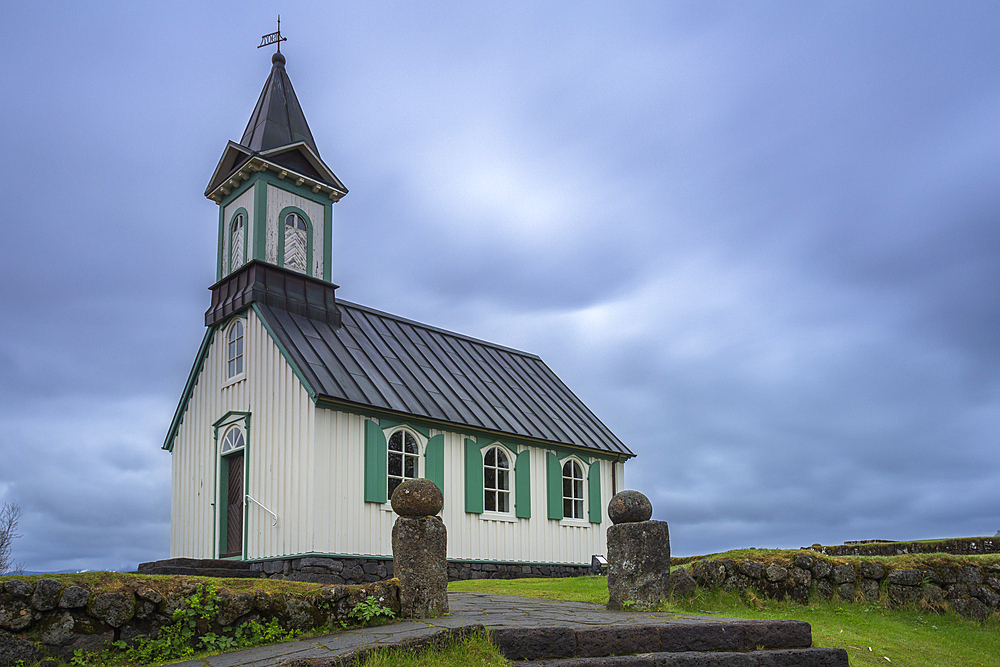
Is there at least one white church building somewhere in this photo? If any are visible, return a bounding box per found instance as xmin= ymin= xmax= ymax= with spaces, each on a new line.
xmin=162 ymin=48 xmax=635 ymax=577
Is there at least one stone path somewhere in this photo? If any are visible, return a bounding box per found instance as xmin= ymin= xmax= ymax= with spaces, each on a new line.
xmin=169 ymin=592 xmax=846 ymax=667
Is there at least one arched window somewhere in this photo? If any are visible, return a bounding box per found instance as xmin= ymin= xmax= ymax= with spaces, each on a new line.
xmin=227 ymin=320 xmax=244 ymax=379
xmin=284 ymin=212 xmax=307 ymax=273
xmin=230 ymin=213 xmax=245 ymax=271
xmin=562 ymin=459 xmax=585 ymax=519
xmin=220 ymin=425 xmax=245 ymax=453
xmin=484 ymin=446 xmax=511 ymax=513
xmin=387 ymin=429 xmax=419 ymax=499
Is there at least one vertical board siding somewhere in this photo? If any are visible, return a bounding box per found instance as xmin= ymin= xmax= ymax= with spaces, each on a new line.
xmin=169 ymin=309 xmax=313 ymax=559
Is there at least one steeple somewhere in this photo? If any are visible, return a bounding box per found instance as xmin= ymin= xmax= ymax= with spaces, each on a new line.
xmin=241 ymin=51 xmax=319 ymax=155
xmin=204 ymin=45 xmax=347 ymax=285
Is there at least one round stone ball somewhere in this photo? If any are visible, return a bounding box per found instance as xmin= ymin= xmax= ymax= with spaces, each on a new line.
xmin=607 ymin=490 xmax=653 ymax=524
xmin=391 ymin=478 xmax=444 ymax=516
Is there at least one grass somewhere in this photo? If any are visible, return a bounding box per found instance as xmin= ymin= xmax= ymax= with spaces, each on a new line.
xmin=0 ymin=571 xmax=334 ymax=596
xmin=450 ymin=572 xmax=1000 ymax=667
xmin=356 ymin=630 xmax=508 ymax=667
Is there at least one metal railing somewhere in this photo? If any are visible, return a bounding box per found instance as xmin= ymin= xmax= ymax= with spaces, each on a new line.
xmin=245 ymin=494 xmax=277 ymax=526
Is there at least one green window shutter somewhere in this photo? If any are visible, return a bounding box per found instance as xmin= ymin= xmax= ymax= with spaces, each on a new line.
xmin=424 ymin=434 xmax=445 ymax=493
xmin=363 ymin=420 xmax=388 ymax=503
xmin=464 ymin=439 xmax=484 ymax=513
xmin=588 ymin=461 xmax=602 ymax=524
xmin=515 ymin=450 xmax=531 ymax=518
xmin=546 ymin=452 xmax=563 ymax=520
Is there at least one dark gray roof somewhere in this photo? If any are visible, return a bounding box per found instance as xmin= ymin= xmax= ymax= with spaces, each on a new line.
xmin=241 ymin=51 xmax=319 ymax=155
xmin=257 ymin=299 xmax=633 ymax=458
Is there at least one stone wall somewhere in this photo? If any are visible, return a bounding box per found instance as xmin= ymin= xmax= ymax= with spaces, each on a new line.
xmin=244 ymin=556 xmax=590 ymax=583
xmin=688 ymin=553 xmax=1000 ymax=620
xmin=806 ymin=537 xmax=998 ymax=558
xmin=0 ymin=576 xmax=399 ymax=664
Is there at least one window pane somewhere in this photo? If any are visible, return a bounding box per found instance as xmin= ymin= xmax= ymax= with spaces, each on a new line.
xmin=563 ymin=461 xmax=572 ymax=476
xmin=497 ymin=451 xmax=509 ymax=469
xmin=563 ymin=478 xmax=572 ymax=497
xmin=235 ymin=357 xmax=243 ymax=375
xmin=404 ymin=454 xmax=415 ymax=478
xmin=484 ymin=467 xmax=495 ymax=489
xmin=388 ymin=477 xmax=401 ymax=498
xmin=388 ymin=432 xmax=402 ymax=451
xmin=575 ymin=500 xmax=584 ymax=518
xmin=485 ymin=448 xmax=495 ymax=466
xmin=404 ymin=433 xmax=418 ymax=454
xmin=498 ymin=491 xmax=509 ymax=513
xmin=497 ymin=469 xmax=508 ymax=490
xmin=485 ymin=491 xmax=495 ymax=512
xmin=574 ymin=479 xmax=583 ymax=498
xmin=564 ymin=499 xmax=572 ymax=517
xmin=388 ymin=452 xmax=402 ymax=476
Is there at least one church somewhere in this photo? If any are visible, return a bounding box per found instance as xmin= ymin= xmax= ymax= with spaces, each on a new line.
xmin=162 ymin=45 xmax=635 ymax=576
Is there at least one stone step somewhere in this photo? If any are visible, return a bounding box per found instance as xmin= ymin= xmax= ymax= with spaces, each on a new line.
xmin=490 ymin=622 xmax=848 ymax=666
xmin=491 ymin=620 xmax=813 ymax=660
xmin=513 ymin=647 xmax=849 ymax=666
xmin=136 ymin=558 xmax=264 ymax=578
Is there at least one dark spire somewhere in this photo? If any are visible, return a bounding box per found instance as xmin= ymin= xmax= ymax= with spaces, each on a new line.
xmin=240 ymin=52 xmax=320 ymax=155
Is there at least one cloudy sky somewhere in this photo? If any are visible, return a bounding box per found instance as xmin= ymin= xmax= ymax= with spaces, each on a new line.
xmin=1 ymin=1 xmax=999 ymax=571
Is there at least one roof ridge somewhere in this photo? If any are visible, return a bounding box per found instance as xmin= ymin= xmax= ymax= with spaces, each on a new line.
xmin=335 ymin=299 xmax=543 ymax=361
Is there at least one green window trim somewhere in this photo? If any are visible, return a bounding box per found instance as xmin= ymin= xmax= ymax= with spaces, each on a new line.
xmin=588 ymin=461 xmax=602 ymax=524
xmin=364 ymin=420 xmax=388 ymax=503
xmin=464 ymin=439 xmax=484 ymax=514
xmin=424 ymin=434 xmax=445 ymax=492
xmin=546 ymin=452 xmax=563 ymax=520
xmin=515 ymin=450 xmax=531 ymax=519
xmin=277 ymin=205 xmax=314 ymax=276
xmin=228 ymin=207 xmax=249 ymax=273
xmin=381 ymin=419 xmax=430 ymax=438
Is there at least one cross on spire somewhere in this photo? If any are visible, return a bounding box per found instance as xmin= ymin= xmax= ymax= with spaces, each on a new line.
xmin=258 ymin=15 xmax=288 ymax=53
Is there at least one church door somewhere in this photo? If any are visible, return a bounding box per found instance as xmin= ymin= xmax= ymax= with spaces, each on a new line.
xmin=223 ymin=451 xmax=244 ymax=557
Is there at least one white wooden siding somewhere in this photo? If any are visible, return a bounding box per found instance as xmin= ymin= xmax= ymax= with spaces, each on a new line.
xmin=169 ymin=309 xmax=314 ymax=559
xmin=311 ymin=415 xmax=612 ymax=565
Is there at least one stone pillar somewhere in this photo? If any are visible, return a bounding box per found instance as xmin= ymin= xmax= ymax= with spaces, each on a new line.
xmin=390 ymin=478 xmax=449 ymax=617
xmin=606 ymin=490 xmax=670 ymax=610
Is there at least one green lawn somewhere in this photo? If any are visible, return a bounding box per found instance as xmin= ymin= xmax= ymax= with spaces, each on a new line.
xmin=450 ymin=575 xmax=1000 ymax=667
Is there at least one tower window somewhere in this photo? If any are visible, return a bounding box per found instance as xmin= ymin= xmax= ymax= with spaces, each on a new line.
xmin=284 ymin=213 xmax=307 ymax=273
xmin=562 ymin=459 xmax=584 ymax=519
xmin=227 ymin=320 xmax=244 ymax=379
xmin=231 ymin=213 xmax=245 ymax=271
xmin=387 ymin=429 xmax=419 ymax=499
xmin=484 ymin=446 xmax=511 ymax=513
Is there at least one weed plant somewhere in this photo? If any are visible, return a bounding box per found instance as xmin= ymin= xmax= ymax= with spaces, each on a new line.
xmin=355 ymin=630 xmax=507 ymax=667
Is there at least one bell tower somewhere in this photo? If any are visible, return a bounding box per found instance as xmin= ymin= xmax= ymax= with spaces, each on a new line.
xmin=205 ymin=46 xmax=347 ymax=283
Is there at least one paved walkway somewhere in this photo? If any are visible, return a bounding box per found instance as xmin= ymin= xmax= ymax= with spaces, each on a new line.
xmin=171 ymin=592 xmax=730 ymax=667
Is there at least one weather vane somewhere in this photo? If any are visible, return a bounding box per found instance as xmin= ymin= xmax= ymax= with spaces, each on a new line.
xmin=259 ymin=15 xmax=288 ymax=53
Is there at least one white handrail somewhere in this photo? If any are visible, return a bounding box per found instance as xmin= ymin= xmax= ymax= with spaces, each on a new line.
xmin=245 ymin=494 xmax=277 ymax=526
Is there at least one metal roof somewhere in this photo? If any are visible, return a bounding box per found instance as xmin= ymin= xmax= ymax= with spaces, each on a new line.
xmin=241 ymin=51 xmax=319 ymax=155
xmin=257 ymin=299 xmax=633 ymax=457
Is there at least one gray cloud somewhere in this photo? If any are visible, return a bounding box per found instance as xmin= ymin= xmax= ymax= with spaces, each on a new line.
xmin=1 ymin=2 xmax=998 ymax=570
